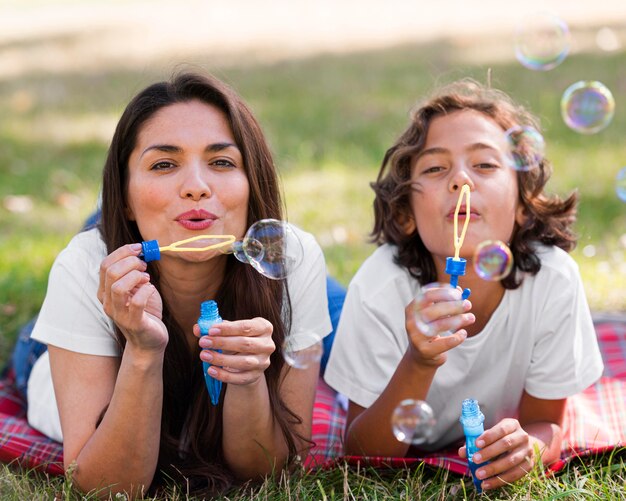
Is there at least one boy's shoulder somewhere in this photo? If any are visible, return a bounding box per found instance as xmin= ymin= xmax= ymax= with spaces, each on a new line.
xmin=350 ymin=244 xmax=416 ymax=300
xmin=533 ymin=244 xmax=580 ymax=280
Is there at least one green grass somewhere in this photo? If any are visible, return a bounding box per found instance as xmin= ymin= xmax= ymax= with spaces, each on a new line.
xmin=0 ymin=451 xmax=625 ymax=500
xmin=0 ymin=20 xmax=625 ymax=499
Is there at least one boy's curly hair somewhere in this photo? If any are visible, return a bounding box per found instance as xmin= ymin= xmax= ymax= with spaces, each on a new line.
xmin=370 ymin=79 xmax=577 ymax=289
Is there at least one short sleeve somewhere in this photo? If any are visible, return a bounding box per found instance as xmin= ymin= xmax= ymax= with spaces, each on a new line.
xmin=324 ymin=277 xmax=409 ymax=408
xmin=525 ymin=260 xmax=603 ymax=399
xmin=30 ymin=231 xmax=119 ymax=356
xmin=284 ymin=227 xmax=332 ymax=351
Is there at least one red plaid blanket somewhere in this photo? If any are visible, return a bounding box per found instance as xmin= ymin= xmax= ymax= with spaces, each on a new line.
xmin=0 ymin=320 xmax=624 ymax=477
xmin=307 ymin=320 xmax=626 ymax=474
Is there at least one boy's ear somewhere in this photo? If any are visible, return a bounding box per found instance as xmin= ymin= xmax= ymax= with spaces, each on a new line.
xmin=398 ymin=210 xmax=416 ymax=235
xmin=515 ymin=203 xmax=526 ymax=226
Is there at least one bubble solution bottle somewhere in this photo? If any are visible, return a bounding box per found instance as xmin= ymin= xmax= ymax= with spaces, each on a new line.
xmin=198 ymin=300 xmax=223 ymax=406
xmin=460 ymin=398 xmax=489 ymax=493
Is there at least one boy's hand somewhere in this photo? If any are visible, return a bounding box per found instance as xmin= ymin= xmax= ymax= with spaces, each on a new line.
xmin=458 ymin=418 xmax=535 ymax=490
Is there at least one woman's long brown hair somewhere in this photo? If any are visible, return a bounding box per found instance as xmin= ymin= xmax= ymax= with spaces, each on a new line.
xmin=100 ymin=72 xmax=300 ymax=495
xmin=371 ymin=79 xmax=578 ymax=288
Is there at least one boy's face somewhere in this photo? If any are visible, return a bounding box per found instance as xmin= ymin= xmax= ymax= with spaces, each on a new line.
xmin=406 ymin=109 xmax=524 ymax=271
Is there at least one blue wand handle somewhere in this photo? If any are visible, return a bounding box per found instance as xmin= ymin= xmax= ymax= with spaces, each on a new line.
xmin=445 ymin=257 xmax=471 ymax=299
xmin=198 ymin=300 xmax=223 ymax=406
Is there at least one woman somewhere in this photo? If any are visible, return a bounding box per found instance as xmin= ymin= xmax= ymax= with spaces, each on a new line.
xmin=26 ymin=72 xmax=332 ymax=497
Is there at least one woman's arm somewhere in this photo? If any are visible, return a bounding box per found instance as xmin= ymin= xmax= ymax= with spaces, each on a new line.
xmin=50 ymin=344 xmax=165 ymax=498
xmin=51 ymin=243 xmax=169 ymax=497
xmin=199 ymin=319 xmax=320 ymax=478
xmin=458 ymin=392 xmax=566 ymax=491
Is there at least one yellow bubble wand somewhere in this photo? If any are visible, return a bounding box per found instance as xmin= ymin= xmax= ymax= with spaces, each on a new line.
xmin=140 ymin=235 xmax=236 ymax=262
xmin=446 ymin=184 xmax=471 ymax=299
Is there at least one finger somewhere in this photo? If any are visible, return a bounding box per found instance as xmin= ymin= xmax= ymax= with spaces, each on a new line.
xmin=417 ymin=298 xmax=471 ymax=324
xmin=199 ymin=334 xmax=275 ymax=355
xmin=105 ymin=270 xmax=151 ymax=311
xmin=200 ymin=350 xmax=269 ymax=373
xmin=420 ymin=311 xmax=475 ymax=337
xmin=99 ymin=248 xmax=147 ymax=302
xmin=473 ymin=419 xmax=523 ymax=462
xmin=193 ymin=324 xmax=201 ymax=338
xmin=415 ymin=286 xmax=463 ymax=307
xmin=413 ymin=329 xmax=468 ymax=359
xmin=125 ymin=283 xmax=157 ymax=325
xmin=207 ymin=317 xmax=273 ymax=338
xmin=458 ymin=445 xmax=467 ymax=459
xmin=206 ymin=364 xmax=265 ymax=386
xmin=480 ymin=455 xmax=533 ymax=490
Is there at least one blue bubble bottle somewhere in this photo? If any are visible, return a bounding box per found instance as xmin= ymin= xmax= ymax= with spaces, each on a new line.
xmin=460 ymin=398 xmax=489 ymax=493
xmin=198 ymin=300 xmax=223 ymax=406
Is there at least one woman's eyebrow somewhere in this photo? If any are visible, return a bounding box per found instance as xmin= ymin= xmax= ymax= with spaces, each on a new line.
xmin=206 ymin=142 xmax=239 ymax=153
xmin=140 ymin=142 xmax=239 ymax=158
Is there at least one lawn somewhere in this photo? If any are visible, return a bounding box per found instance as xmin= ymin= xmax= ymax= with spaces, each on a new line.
xmin=0 ymin=14 xmax=625 ymax=500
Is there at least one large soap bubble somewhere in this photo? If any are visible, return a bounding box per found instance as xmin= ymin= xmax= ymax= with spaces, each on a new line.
xmin=391 ymin=399 xmax=436 ymax=445
xmin=514 ymin=12 xmax=570 ymax=71
xmin=234 ymin=219 xmax=304 ymax=280
xmin=561 ymin=81 xmax=615 ymax=134
xmin=505 ymin=125 xmax=546 ymax=171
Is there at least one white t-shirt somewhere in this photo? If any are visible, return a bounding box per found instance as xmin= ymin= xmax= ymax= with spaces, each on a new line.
xmin=28 ymin=226 xmax=332 ymax=441
xmin=324 ymin=243 xmax=604 ymax=452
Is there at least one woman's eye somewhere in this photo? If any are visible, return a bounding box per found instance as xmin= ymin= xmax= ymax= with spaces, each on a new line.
xmin=150 ymin=161 xmax=175 ymax=171
xmin=211 ymin=158 xmax=237 ymax=169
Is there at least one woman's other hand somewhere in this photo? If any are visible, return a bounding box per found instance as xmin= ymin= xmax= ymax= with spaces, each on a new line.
xmin=98 ymin=243 xmax=167 ymax=353
xmin=196 ymin=317 xmax=275 ymax=386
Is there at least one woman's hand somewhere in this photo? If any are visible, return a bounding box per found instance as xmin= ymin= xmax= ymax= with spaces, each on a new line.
xmin=98 ymin=243 xmax=167 ymax=353
xmin=458 ymin=418 xmax=535 ymax=490
xmin=405 ymin=285 xmax=474 ymax=367
xmin=195 ymin=317 xmax=275 ymax=386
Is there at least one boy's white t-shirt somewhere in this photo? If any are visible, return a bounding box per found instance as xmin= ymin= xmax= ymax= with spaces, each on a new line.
xmin=28 ymin=226 xmax=332 ymax=442
xmin=324 ymin=243 xmax=604 ymax=452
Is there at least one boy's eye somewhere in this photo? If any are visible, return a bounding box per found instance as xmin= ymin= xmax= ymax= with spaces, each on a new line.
xmin=422 ymin=166 xmax=445 ymax=174
xmin=475 ymin=162 xmax=499 ymax=170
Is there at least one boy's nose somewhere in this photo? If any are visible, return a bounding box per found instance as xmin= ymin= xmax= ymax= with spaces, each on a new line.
xmin=449 ymin=169 xmax=474 ymax=192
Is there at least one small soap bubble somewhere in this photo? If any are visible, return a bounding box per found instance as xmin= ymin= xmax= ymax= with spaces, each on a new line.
xmin=514 ymin=12 xmax=570 ymax=71
xmin=561 ymin=81 xmax=615 ymax=134
xmin=413 ymin=282 xmax=460 ymax=338
xmin=282 ymin=333 xmax=323 ymax=370
xmin=616 ymin=167 xmax=626 ymax=203
xmin=473 ymin=240 xmax=513 ymax=281
xmin=505 ymin=125 xmax=545 ymax=171
xmin=391 ymin=399 xmax=436 ymax=445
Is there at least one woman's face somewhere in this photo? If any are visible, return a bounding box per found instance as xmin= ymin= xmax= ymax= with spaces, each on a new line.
xmin=407 ymin=109 xmax=524 ymax=267
xmin=126 ymin=100 xmax=249 ymax=260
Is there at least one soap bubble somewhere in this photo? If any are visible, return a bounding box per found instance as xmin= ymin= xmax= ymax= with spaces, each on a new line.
xmin=234 ymin=219 xmax=304 ymax=280
xmin=391 ymin=399 xmax=436 ymax=445
xmin=413 ymin=282 xmax=462 ymax=337
xmin=617 ymin=167 xmax=626 ymax=203
xmin=473 ymin=240 xmax=514 ymax=281
xmin=282 ymin=332 xmax=324 ymax=369
xmin=505 ymin=125 xmax=546 ymax=171
xmin=514 ymin=12 xmax=570 ymax=71
xmin=561 ymin=81 xmax=615 ymax=134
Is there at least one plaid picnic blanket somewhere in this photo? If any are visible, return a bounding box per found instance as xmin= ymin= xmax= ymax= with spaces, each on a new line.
xmin=307 ymin=319 xmax=626 ymax=474
xmin=0 ymin=320 xmax=624 ymax=477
